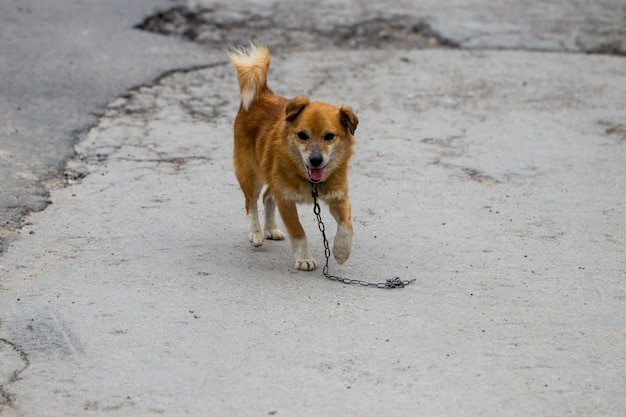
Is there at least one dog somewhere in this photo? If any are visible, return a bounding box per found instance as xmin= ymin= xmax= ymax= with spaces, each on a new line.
xmin=228 ymin=44 xmax=358 ymax=271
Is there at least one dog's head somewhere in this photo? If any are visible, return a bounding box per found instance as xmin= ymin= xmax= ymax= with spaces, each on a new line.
xmin=285 ymin=96 xmax=358 ymax=183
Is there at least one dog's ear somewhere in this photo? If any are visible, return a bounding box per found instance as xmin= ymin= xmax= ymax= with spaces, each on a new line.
xmin=285 ymin=96 xmax=310 ymax=122
xmin=339 ymin=106 xmax=358 ymax=135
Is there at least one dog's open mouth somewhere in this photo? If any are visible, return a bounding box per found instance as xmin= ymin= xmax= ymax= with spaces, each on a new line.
xmin=308 ymin=167 xmax=325 ymax=183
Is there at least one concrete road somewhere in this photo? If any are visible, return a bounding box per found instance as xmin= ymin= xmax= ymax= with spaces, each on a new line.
xmin=0 ymin=0 xmax=214 ymax=251
xmin=1 ymin=1 xmax=625 ymax=416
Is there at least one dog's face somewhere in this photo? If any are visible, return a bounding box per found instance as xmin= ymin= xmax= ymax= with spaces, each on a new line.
xmin=285 ymin=96 xmax=358 ymax=183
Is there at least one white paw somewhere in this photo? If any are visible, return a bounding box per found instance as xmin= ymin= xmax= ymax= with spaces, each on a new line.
xmin=295 ymin=258 xmax=317 ymax=271
xmin=249 ymin=231 xmax=264 ymax=247
xmin=265 ymin=228 xmax=285 ymax=240
xmin=248 ymin=211 xmax=264 ymax=247
xmin=292 ymin=237 xmax=316 ymax=271
xmin=332 ymin=226 xmax=353 ymax=264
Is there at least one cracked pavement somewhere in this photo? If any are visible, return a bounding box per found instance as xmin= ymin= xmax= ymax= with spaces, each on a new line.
xmin=139 ymin=0 xmax=626 ymax=54
xmin=1 ymin=0 xmax=625 ymax=416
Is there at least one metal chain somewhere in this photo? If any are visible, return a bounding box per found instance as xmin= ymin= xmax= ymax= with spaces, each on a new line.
xmin=310 ymin=183 xmax=416 ymax=289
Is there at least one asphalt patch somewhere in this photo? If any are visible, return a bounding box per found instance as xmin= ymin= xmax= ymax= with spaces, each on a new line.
xmin=136 ymin=5 xmax=458 ymax=51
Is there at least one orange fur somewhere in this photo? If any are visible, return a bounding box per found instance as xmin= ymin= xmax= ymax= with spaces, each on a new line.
xmin=228 ymin=44 xmax=358 ymax=271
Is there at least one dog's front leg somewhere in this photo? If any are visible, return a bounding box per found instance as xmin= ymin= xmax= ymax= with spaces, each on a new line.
xmin=247 ymin=207 xmax=264 ymax=247
xmin=329 ymin=198 xmax=353 ymax=264
xmin=275 ymin=197 xmax=317 ymax=271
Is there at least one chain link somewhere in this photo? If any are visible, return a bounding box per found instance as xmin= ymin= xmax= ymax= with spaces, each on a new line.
xmin=310 ymin=183 xmax=415 ymax=289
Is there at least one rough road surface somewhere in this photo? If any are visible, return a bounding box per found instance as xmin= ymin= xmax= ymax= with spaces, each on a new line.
xmin=139 ymin=0 xmax=626 ymax=54
xmin=1 ymin=1 xmax=625 ymax=416
xmin=0 ymin=0 xmax=212 ymax=252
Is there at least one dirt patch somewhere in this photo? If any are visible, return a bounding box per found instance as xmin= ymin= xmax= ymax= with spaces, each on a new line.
xmin=136 ymin=5 xmax=458 ymax=51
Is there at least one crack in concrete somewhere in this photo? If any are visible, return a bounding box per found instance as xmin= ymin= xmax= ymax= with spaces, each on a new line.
xmin=66 ymin=60 xmax=234 ymax=184
xmin=0 ymin=338 xmax=29 ymax=411
xmin=600 ymin=121 xmax=626 ymax=144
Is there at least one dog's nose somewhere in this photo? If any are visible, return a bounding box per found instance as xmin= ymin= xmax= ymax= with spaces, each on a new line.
xmin=309 ymin=154 xmax=324 ymax=167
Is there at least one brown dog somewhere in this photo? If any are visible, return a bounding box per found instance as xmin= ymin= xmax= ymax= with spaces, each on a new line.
xmin=228 ymin=45 xmax=358 ymax=271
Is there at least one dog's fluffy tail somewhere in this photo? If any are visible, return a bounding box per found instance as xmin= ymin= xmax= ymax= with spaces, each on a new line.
xmin=228 ymin=44 xmax=270 ymax=111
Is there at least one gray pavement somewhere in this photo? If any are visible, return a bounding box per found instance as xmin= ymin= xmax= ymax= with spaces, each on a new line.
xmin=0 ymin=0 xmax=214 ymax=251
xmin=1 ymin=1 xmax=626 ymax=416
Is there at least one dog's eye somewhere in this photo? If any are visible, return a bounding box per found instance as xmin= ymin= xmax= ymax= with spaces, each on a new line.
xmin=297 ymin=131 xmax=310 ymax=140
xmin=323 ymin=133 xmax=336 ymax=141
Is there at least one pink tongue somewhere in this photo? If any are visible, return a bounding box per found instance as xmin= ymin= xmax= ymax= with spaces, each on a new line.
xmin=308 ymin=167 xmax=324 ymax=182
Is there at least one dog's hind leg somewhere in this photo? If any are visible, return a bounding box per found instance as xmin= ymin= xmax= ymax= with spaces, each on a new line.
xmin=262 ymin=187 xmax=285 ymax=240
